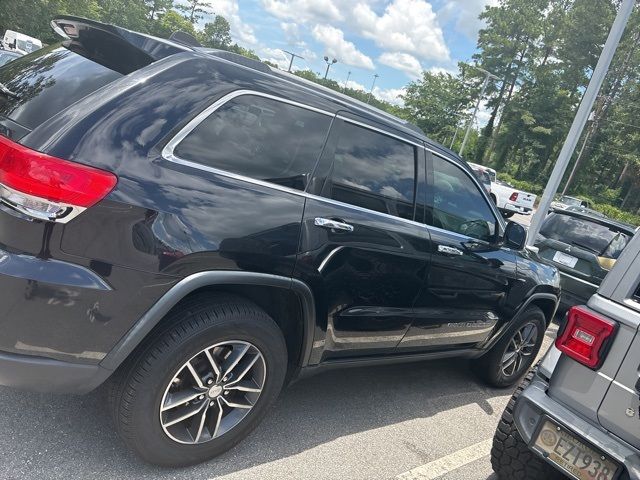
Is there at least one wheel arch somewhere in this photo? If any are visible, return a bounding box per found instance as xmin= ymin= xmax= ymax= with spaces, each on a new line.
xmin=480 ymin=293 xmax=559 ymax=352
xmin=100 ymin=272 xmax=316 ymax=377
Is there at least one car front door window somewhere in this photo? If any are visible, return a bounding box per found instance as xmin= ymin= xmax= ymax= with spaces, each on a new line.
xmin=430 ymin=156 xmax=497 ymax=242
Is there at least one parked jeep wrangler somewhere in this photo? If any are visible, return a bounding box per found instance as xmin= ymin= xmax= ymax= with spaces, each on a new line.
xmin=492 ymin=227 xmax=640 ymax=480
xmin=0 ymin=17 xmax=559 ymax=466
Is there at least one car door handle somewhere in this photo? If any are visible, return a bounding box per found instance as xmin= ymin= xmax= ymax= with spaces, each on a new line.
xmin=438 ymin=245 xmax=463 ymax=256
xmin=314 ymin=217 xmax=354 ymax=232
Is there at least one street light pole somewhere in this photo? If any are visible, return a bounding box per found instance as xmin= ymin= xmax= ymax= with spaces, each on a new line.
xmin=343 ymin=71 xmax=352 ymax=91
xmin=367 ymin=74 xmax=379 ymax=104
xmin=526 ymin=0 xmax=635 ymax=246
xmin=323 ymin=56 xmax=337 ymax=79
xmin=459 ymin=68 xmax=498 ymax=157
xmin=282 ymin=50 xmax=304 ymax=73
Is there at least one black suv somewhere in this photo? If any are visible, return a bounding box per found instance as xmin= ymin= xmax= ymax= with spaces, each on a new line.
xmin=0 ymin=18 xmax=560 ymax=466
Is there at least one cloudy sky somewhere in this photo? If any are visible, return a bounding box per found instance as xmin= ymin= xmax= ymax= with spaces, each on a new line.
xmin=204 ymin=0 xmax=498 ymax=105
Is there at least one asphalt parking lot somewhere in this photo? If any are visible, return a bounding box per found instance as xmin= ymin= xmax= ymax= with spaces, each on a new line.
xmin=0 ymin=322 xmax=557 ymax=480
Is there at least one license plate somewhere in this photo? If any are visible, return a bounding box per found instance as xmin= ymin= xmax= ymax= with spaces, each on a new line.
xmin=533 ymin=421 xmax=618 ymax=480
xmin=553 ymin=251 xmax=579 ymax=268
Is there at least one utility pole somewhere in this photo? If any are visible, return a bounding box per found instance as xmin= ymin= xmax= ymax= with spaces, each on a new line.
xmin=343 ymin=71 xmax=352 ymax=91
xmin=459 ymin=67 xmax=498 ymax=158
xmin=367 ymin=74 xmax=379 ymax=104
xmin=282 ymin=50 xmax=304 ymax=73
xmin=527 ymin=0 xmax=635 ymax=246
xmin=323 ymin=56 xmax=337 ymax=79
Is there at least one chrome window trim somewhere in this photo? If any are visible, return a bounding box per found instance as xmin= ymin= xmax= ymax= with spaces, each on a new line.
xmin=336 ymin=115 xmax=423 ymax=149
xmin=162 ymin=89 xmax=335 ymax=163
xmin=161 ymin=88 xmax=501 ymax=238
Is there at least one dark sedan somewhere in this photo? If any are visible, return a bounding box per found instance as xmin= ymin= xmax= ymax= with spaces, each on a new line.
xmin=535 ymin=209 xmax=636 ymax=312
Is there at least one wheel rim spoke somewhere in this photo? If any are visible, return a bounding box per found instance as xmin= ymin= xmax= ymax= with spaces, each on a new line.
xmin=162 ymin=389 xmax=204 ymax=412
xmin=226 ymin=354 xmax=260 ymax=386
xmin=220 ymin=396 xmax=253 ymax=410
xmin=204 ymin=349 xmax=222 ymax=382
xmin=163 ymin=403 xmax=205 ymax=427
xmin=160 ymin=340 xmax=266 ymax=445
xmin=225 ymin=382 xmax=262 ymax=393
xmin=212 ymin=398 xmax=224 ymax=439
xmin=186 ymin=361 xmax=206 ymax=389
xmin=222 ymin=344 xmax=250 ymax=379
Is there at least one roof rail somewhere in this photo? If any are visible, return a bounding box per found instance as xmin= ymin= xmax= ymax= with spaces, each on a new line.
xmin=271 ymin=68 xmax=424 ymax=137
xmin=197 ymin=48 xmax=272 ymax=73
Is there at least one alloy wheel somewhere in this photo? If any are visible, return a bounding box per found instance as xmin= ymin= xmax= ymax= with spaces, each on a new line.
xmin=500 ymin=322 xmax=539 ymax=378
xmin=159 ymin=340 xmax=266 ymax=445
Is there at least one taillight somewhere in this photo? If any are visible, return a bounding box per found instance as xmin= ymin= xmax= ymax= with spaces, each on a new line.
xmin=509 ymin=192 xmax=519 ymax=201
xmin=556 ymin=306 xmax=616 ymax=369
xmin=0 ymin=135 xmax=117 ymax=223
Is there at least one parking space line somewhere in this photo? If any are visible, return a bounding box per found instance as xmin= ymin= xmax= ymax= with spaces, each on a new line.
xmin=396 ymin=438 xmax=492 ymax=480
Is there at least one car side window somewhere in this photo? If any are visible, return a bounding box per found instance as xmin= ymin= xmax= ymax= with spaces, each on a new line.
xmin=173 ymin=95 xmax=332 ymax=191
xmin=328 ymin=121 xmax=417 ymax=221
xmin=429 ymin=155 xmax=497 ymax=242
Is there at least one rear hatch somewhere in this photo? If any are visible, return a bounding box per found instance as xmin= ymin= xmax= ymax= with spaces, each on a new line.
xmin=536 ymin=212 xmax=632 ymax=285
xmin=596 ymin=292 xmax=640 ymax=449
xmin=0 ymin=16 xmax=187 ymax=141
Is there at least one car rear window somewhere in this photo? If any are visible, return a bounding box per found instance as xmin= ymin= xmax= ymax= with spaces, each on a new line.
xmin=0 ymin=44 xmax=122 ymax=139
xmin=541 ymin=214 xmax=630 ymax=259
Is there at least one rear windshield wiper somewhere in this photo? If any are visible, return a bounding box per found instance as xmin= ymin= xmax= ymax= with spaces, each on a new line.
xmin=0 ymin=82 xmax=19 ymax=100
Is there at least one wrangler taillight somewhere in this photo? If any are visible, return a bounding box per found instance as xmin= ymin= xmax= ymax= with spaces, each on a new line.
xmin=509 ymin=192 xmax=519 ymax=201
xmin=0 ymin=135 xmax=117 ymax=223
xmin=556 ymin=306 xmax=617 ymax=369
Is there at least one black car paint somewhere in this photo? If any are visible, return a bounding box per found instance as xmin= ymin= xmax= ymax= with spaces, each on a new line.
xmin=0 ymin=39 xmax=560 ymax=393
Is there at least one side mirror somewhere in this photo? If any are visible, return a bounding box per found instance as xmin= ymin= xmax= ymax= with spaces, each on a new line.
xmin=504 ymin=221 xmax=527 ymax=250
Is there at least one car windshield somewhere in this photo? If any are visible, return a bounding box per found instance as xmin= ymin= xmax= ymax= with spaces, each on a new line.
xmin=559 ymin=196 xmax=582 ymax=207
xmin=541 ymin=213 xmax=630 ymax=259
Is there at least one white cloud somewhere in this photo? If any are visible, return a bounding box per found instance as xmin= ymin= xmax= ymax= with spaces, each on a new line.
xmin=379 ymin=52 xmax=423 ymax=79
xmin=428 ymin=65 xmax=457 ymax=75
xmin=280 ymin=22 xmax=305 ymax=46
xmin=258 ymin=47 xmax=291 ymax=69
xmin=344 ymin=79 xmax=367 ymax=91
xmin=373 ymin=86 xmax=406 ymax=105
xmin=312 ymin=24 xmax=375 ymax=70
xmin=352 ymin=0 xmax=449 ymax=62
xmin=200 ymin=0 xmax=257 ymax=45
xmin=438 ymin=0 xmax=499 ymax=40
xmin=261 ymin=0 xmax=343 ymax=23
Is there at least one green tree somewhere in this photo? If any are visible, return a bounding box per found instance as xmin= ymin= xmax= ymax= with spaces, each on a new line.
xmin=145 ymin=0 xmax=173 ymax=21
xmin=400 ymin=69 xmax=473 ymax=145
xmin=152 ymin=9 xmax=196 ymax=38
xmin=177 ymin=0 xmax=210 ymax=23
xmin=199 ymin=15 xmax=232 ymax=49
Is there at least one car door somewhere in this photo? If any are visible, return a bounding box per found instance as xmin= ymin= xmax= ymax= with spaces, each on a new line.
xmin=398 ymin=151 xmax=518 ymax=351
xmin=294 ymin=117 xmax=432 ymax=363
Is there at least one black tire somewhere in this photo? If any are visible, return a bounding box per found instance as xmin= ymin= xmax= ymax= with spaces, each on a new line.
xmin=491 ymin=367 xmax=564 ymax=479
xmin=107 ymin=293 xmax=287 ymax=467
xmin=473 ymin=305 xmax=546 ymax=387
xmin=502 ymin=211 xmax=515 ymax=219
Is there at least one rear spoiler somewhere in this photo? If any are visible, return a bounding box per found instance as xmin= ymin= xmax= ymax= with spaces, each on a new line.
xmin=51 ymin=16 xmax=192 ymax=74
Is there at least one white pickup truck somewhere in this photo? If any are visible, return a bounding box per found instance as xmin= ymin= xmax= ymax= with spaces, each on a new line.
xmin=468 ymin=163 xmax=537 ymax=218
